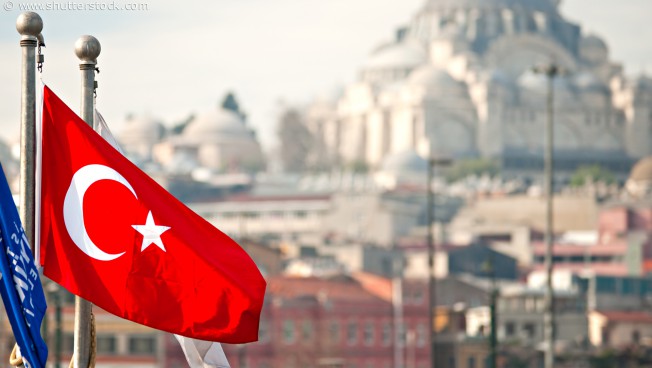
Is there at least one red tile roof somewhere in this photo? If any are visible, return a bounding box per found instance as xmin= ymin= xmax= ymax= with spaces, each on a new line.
xmin=351 ymin=272 xmax=392 ymax=302
xmin=267 ymin=275 xmax=389 ymax=303
xmin=596 ymin=311 xmax=652 ymax=324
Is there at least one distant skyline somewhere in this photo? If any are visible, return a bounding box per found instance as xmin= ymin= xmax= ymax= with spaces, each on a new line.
xmin=0 ymin=0 xmax=651 ymax=151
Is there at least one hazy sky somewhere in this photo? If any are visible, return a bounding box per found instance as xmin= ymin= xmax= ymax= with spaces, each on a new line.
xmin=1 ymin=0 xmax=651 ymax=151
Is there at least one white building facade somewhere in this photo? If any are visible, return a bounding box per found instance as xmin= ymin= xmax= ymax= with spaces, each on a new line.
xmin=306 ymin=0 xmax=652 ymax=174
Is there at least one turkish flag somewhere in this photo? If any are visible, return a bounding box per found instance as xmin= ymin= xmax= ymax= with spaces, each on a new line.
xmin=40 ymin=86 xmax=266 ymax=343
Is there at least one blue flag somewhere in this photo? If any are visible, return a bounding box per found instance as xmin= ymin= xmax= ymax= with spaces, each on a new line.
xmin=0 ymin=164 xmax=47 ymax=368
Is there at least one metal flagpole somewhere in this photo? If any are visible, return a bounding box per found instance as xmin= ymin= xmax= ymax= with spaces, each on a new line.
xmin=16 ymin=12 xmax=42 ymax=253
xmin=534 ymin=63 xmax=560 ymax=368
xmin=73 ymin=35 xmax=101 ymax=368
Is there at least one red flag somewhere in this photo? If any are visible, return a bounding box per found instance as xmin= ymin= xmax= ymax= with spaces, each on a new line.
xmin=40 ymin=86 xmax=266 ymax=343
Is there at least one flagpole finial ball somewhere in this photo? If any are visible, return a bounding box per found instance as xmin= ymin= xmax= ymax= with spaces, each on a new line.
xmin=16 ymin=12 xmax=43 ymax=37
xmin=75 ymin=35 xmax=101 ymax=63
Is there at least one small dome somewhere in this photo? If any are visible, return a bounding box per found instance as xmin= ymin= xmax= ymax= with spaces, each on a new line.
xmin=574 ymin=71 xmax=609 ymax=93
xmin=626 ymin=156 xmax=652 ymax=198
xmin=364 ymin=41 xmax=427 ymax=71
xmin=381 ymin=150 xmax=428 ymax=174
xmin=633 ymin=75 xmax=652 ymax=92
xmin=118 ymin=115 xmax=165 ymax=162
xmin=183 ymin=109 xmax=251 ymax=143
xmin=408 ymin=66 xmax=468 ymax=98
xmin=629 ymin=157 xmax=652 ymax=182
xmin=580 ymin=35 xmax=608 ymax=65
xmin=580 ymin=35 xmax=607 ymax=51
xmin=409 ymin=66 xmax=456 ymax=86
xmin=423 ymin=0 xmax=557 ymax=13
xmin=518 ymin=70 xmax=574 ymax=93
xmin=120 ymin=115 xmax=165 ymax=140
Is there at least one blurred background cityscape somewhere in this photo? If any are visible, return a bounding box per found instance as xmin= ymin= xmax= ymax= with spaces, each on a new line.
xmin=4 ymin=0 xmax=652 ymax=367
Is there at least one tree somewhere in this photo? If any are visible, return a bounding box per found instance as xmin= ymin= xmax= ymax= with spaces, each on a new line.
xmin=570 ymin=165 xmax=616 ymax=187
xmin=221 ymin=92 xmax=247 ymax=121
xmin=277 ymin=109 xmax=314 ymax=172
xmin=170 ymin=113 xmax=194 ymax=135
xmin=445 ymin=159 xmax=500 ymax=182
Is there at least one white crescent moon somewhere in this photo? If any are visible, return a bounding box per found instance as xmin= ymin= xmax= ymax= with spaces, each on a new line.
xmin=63 ymin=164 xmax=137 ymax=261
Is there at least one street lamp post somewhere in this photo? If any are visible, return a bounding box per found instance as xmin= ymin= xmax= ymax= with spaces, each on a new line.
xmin=427 ymin=156 xmax=452 ymax=368
xmin=533 ymin=63 xmax=561 ymax=368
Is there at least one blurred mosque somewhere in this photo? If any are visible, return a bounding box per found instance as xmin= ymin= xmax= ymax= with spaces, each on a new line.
xmin=303 ymin=0 xmax=652 ymax=176
xmin=117 ymin=93 xmax=265 ymax=175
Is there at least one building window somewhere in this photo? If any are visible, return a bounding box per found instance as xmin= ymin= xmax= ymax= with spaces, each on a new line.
xmin=523 ymin=323 xmax=536 ymax=339
xmin=413 ymin=289 xmax=424 ymax=305
xmin=270 ymin=211 xmax=284 ymax=219
xmin=363 ymin=321 xmax=374 ymax=346
xmin=468 ymin=356 xmax=476 ymax=368
xmin=505 ymin=322 xmax=515 ymax=337
xmin=259 ymin=319 xmax=269 ymax=343
xmin=302 ymin=320 xmax=313 ymax=341
xmin=128 ymin=336 xmax=157 ymax=355
xmin=382 ymin=322 xmax=391 ymax=346
xmin=398 ymin=323 xmax=406 ymax=346
xmin=283 ymin=320 xmax=295 ymax=344
xmin=62 ymin=290 xmax=76 ymax=305
xmin=448 ymin=357 xmax=456 ymax=368
xmin=96 ymin=335 xmax=117 ymax=354
xmin=347 ymin=321 xmax=358 ymax=345
xmin=63 ymin=333 xmax=74 ymax=353
xmin=330 ymin=321 xmax=340 ymax=344
xmin=416 ymin=323 xmax=427 ymax=347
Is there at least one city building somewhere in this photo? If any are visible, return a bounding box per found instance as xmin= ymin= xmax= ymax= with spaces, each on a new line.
xmin=208 ymin=274 xmax=432 ymax=368
xmin=588 ymin=310 xmax=652 ymax=347
xmin=0 ymin=288 xmax=166 ymax=368
xmin=466 ymin=286 xmax=588 ymax=349
xmin=403 ymin=242 xmax=518 ymax=280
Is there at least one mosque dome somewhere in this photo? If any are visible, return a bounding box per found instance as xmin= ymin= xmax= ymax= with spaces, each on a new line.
xmin=629 ymin=157 xmax=652 ymax=182
xmin=118 ymin=115 xmax=166 ymax=161
xmin=581 ymin=35 xmax=607 ymax=50
xmin=375 ymin=150 xmax=429 ymax=189
xmin=381 ymin=150 xmax=428 ymax=174
xmin=364 ymin=41 xmax=427 ymax=71
xmin=574 ymin=71 xmax=608 ymax=93
xmin=573 ymin=71 xmax=610 ymax=106
xmin=579 ymin=35 xmax=608 ymax=65
xmin=183 ymin=109 xmax=252 ymax=143
xmin=422 ymin=0 xmax=557 ymax=12
xmin=633 ymin=75 xmax=652 ymax=92
xmin=626 ymin=157 xmax=652 ymax=198
xmin=518 ymin=70 xmax=576 ymax=104
xmin=120 ymin=115 xmax=165 ymax=142
xmin=407 ymin=65 xmax=469 ymax=99
xmin=163 ymin=107 xmax=266 ymax=172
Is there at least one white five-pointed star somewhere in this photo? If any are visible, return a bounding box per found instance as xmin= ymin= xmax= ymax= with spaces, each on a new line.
xmin=132 ymin=211 xmax=171 ymax=252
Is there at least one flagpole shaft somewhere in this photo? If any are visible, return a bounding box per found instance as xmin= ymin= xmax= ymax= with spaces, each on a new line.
xmin=16 ymin=12 xmax=42 ymax=254
xmin=73 ymin=35 xmax=101 ymax=368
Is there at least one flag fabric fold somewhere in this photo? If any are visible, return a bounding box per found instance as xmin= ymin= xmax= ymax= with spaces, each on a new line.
xmin=174 ymin=334 xmax=231 ymax=368
xmin=40 ymin=85 xmax=266 ymax=343
xmin=0 ymin=164 xmax=48 ymax=368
